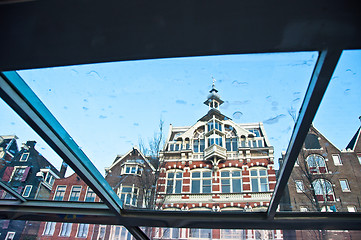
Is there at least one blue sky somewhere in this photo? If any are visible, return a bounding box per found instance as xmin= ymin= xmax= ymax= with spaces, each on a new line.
xmin=1 ymin=50 xmax=360 ymax=175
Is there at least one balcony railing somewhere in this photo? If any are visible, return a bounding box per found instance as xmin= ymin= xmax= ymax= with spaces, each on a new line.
xmin=204 ymin=144 xmax=227 ymax=161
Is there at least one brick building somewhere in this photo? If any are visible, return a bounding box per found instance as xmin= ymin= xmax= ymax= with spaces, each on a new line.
xmin=279 ymin=124 xmax=361 ymax=240
xmin=0 ymin=140 xmax=66 ymax=240
xmin=37 ymin=173 xmax=101 ymax=239
xmin=0 ymin=135 xmax=19 ymax=171
xmin=154 ymin=84 xmax=282 ymax=239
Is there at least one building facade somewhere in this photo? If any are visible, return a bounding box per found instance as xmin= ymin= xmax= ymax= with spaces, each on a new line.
xmin=279 ymin=125 xmax=361 ymax=240
xmin=37 ymin=173 xmax=101 ymax=240
xmin=0 ymin=135 xmax=19 ymax=171
xmin=0 ymin=140 xmax=66 ymax=240
xmin=154 ymin=85 xmax=282 ymax=239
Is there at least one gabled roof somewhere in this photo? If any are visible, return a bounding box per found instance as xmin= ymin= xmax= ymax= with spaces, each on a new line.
xmin=346 ymin=126 xmax=361 ymax=151
xmin=198 ymin=108 xmax=230 ymax=122
xmin=107 ymin=146 xmax=156 ymax=172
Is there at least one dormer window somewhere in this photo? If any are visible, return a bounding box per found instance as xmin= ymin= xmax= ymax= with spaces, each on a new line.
xmin=45 ymin=172 xmax=55 ymax=186
xmin=121 ymin=162 xmax=143 ymax=176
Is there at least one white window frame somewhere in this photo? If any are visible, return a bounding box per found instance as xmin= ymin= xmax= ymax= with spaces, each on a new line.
xmin=69 ymin=185 xmax=82 ymax=201
xmin=166 ymin=170 xmax=183 ymax=194
xmin=43 ymin=222 xmax=56 ymax=236
xmin=191 ymin=170 xmax=212 ymax=193
xmin=77 ymin=223 xmax=89 ymax=238
xmin=5 ymin=232 xmax=15 ymax=240
xmin=332 ymin=154 xmax=342 ymax=166
xmin=19 ymin=152 xmax=29 ymax=162
xmin=59 ymin=222 xmax=72 ymax=237
xmin=97 ymin=225 xmax=106 ymax=240
xmin=10 ymin=166 xmax=27 ymax=181
xmin=295 ymin=180 xmax=304 ymax=193
xmin=22 ymin=185 xmax=32 ymax=197
xmin=312 ymin=179 xmax=334 ymax=201
xmin=347 ymin=206 xmax=356 ymax=212
xmin=306 ymin=154 xmax=327 ymax=174
xmin=220 ymin=168 xmax=242 ymax=193
xmin=250 ymin=168 xmax=269 ymax=192
xmin=121 ymin=164 xmax=143 ymax=176
xmin=118 ymin=185 xmax=139 ymax=207
xmin=189 ymin=228 xmax=212 ymax=239
xmin=53 ymin=185 xmax=66 ymax=201
xmin=300 ymin=207 xmax=308 ymax=212
xmin=85 ymin=187 xmax=96 ymax=202
xmin=339 ymin=179 xmax=350 ymax=192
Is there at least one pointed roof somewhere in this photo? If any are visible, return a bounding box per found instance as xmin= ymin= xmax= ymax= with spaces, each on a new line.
xmin=203 ymin=84 xmax=224 ymax=106
xmin=346 ymin=126 xmax=361 ymax=150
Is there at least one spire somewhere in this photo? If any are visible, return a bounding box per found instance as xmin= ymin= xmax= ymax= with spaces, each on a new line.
xmin=204 ymin=77 xmax=224 ymax=110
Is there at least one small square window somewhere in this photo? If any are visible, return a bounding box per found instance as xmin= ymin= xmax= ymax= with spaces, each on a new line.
xmin=295 ymin=180 xmax=304 ymax=193
xmin=20 ymin=153 xmax=29 ymax=162
xmin=332 ymin=154 xmax=342 ymax=165
xmin=339 ymin=179 xmax=350 ymax=192
xmin=347 ymin=206 xmax=356 ymax=212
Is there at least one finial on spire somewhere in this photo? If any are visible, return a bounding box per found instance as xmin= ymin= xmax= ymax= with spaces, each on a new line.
xmin=212 ymin=76 xmax=216 ymax=89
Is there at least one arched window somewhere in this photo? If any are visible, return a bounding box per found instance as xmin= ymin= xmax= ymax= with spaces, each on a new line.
xmin=191 ymin=170 xmax=212 ymax=193
xmin=306 ymin=154 xmax=327 ymax=173
xmin=225 ymin=125 xmax=238 ymax=152
xmin=305 ymin=134 xmax=321 ymax=149
xmin=193 ymin=127 xmax=205 ymax=153
xmin=166 ymin=170 xmax=183 ymax=194
xmin=312 ymin=179 xmax=334 ymax=201
xmin=220 ymin=168 xmax=242 ymax=193
xmin=250 ymin=168 xmax=268 ymax=192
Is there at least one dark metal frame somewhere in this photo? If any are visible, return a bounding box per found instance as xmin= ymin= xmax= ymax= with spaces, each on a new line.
xmin=1 ymin=48 xmax=361 ymax=240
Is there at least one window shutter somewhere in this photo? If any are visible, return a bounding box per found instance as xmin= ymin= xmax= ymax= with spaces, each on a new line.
xmin=21 ymin=167 xmax=31 ymax=182
xmin=1 ymin=167 xmax=14 ymax=182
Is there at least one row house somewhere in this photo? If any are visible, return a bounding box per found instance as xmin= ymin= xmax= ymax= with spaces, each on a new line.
xmin=0 ymin=135 xmax=19 ymax=171
xmin=0 ymin=140 xmax=66 ymax=240
xmin=280 ymin=124 xmax=361 ymax=240
xmin=37 ymin=173 xmax=101 ymax=240
xmin=154 ymin=84 xmax=282 ymax=239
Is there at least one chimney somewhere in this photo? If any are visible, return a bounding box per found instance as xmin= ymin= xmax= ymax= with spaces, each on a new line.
xmin=26 ymin=141 xmax=36 ymax=148
xmin=60 ymin=161 xmax=68 ymax=178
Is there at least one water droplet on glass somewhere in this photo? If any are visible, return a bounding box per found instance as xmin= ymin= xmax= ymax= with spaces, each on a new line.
xmin=233 ymin=111 xmax=243 ymax=119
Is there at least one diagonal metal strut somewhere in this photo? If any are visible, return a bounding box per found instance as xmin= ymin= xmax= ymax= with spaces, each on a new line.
xmin=267 ymin=49 xmax=342 ymax=219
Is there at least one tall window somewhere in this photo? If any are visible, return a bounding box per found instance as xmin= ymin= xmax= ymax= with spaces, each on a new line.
xmin=77 ymin=223 xmax=89 ymax=238
xmin=191 ymin=170 xmax=212 ymax=193
xmin=295 ymin=180 xmax=304 ymax=193
xmin=98 ymin=225 xmax=106 ymax=240
xmin=250 ymin=168 xmax=268 ymax=192
xmin=332 ymin=154 xmax=342 ymax=165
xmin=54 ymin=186 xmax=66 ymax=201
xmin=166 ymin=171 xmax=183 ymax=194
xmin=111 ymin=226 xmax=132 ymax=240
xmin=85 ymin=187 xmax=96 ymax=202
xmin=220 ymin=169 xmax=242 ymax=193
xmin=69 ymin=186 xmax=81 ymax=201
xmin=43 ymin=222 xmax=56 ymax=236
xmin=22 ymin=185 xmax=32 ymax=197
xmin=306 ymin=154 xmax=327 ymax=173
xmin=193 ymin=127 xmax=205 ymax=152
xmin=225 ymin=126 xmax=238 ymax=151
xmin=45 ymin=172 xmax=55 ymax=186
xmin=312 ymin=179 xmax=334 ymax=201
xmin=59 ymin=223 xmax=72 ymax=237
xmin=340 ymin=179 xmax=350 ymax=192
xmin=119 ymin=186 xmax=138 ymax=206
xmin=207 ymin=120 xmax=221 ymax=131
